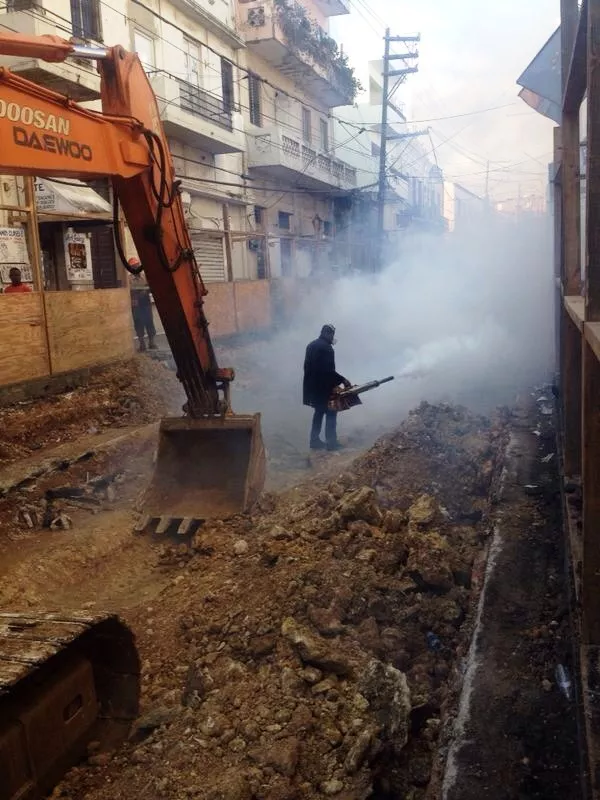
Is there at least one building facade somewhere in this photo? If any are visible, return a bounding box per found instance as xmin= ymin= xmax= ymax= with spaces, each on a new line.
xmin=0 ymin=0 xmax=364 ymax=388
xmin=238 ymin=0 xmax=358 ymax=279
xmin=443 ymin=181 xmax=486 ymax=234
xmin=333 ymin=60 xmax=444 ymax=269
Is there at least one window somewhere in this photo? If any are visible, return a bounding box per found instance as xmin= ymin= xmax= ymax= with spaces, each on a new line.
xmin=323 ymin=220 xmax=332 ymax=237
xmin=278 ymin=211 xmax=291 ymax=230
xmin=302 ymin=107 xmax=311 ymax=144
xmin=320 ymin=119 xmax=329 ymax=152
xmin=221 ymin=58 xmax=234 ymax=113
xmin=70 ymin=0 xmax=102 ymax=41
xmin=254 ymin=206 xmax=264 ymax=225
xmin=133 ymin=31 xmax=155 ymax=72
xmin=248 ymin=73 xmax=262 ymax=127
xmin=184 ymin=38 xmax=202 ymax=88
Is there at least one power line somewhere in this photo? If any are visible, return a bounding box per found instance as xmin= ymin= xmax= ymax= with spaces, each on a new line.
xmin=23 ymin=0 xmax=519 ymax=134
xmin=0 ymin=4 xmax=446 ymax=193
xmin=345 ymin=0 xmax=383 ymax=38
xmin=0 ymin=1 xmax=521 ymax=170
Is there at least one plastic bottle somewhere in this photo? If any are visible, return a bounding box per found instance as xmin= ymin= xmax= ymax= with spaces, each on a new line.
xmin=555 ymin=664 xmax=572 ymax=701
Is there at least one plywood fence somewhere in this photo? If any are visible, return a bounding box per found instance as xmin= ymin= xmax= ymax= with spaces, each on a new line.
xmin=45 ymin=289 xmax=133 ymax=374
xmin=0 ymin=288 xmax=134 ymax=390
xmin=0 ymin=280 xmax=292 ymax=392
xmin=190 ymin=280 xmax=273 ymax=338
xmin=0 ymin=293 xmax=50 ymax=385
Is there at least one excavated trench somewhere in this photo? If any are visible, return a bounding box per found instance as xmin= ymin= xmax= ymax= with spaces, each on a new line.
xmin=0 ymin=380 xmax=582 ymax=799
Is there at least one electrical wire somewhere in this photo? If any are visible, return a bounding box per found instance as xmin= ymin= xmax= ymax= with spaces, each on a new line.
xmin=0 ymin=2 xmax=532 ymax=200
xmin=3 ymin=1 xmax=519 ymax=135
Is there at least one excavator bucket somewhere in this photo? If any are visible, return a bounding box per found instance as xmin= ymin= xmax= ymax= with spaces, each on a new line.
xmin=0 ymin=613 xmax=140 ymax=800
xmin=138 ymin=413 xmax=266 ymax=535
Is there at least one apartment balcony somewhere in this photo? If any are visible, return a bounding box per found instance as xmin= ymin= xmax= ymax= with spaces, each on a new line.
xmin=239 ymin=0 xmax=358 ymax=107
xmin=169 ymin=0 xmax=245 ymax=49
xmin=314 ymin=0 xmax=351 ymax=17
xmin=150 ymin=73 xmax=244 ymax=154
xmin=247 ymin=126 xmax=357 ymax=191
xmin=0 ymin=8 xmax=100 ymax=100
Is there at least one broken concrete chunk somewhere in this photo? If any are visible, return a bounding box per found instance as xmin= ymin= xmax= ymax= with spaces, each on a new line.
xmin=251 ymin=737 xmax=300 ymax=777
xmin=233 ymin=539 xmax=249 ymax=556
xmin=281 ymin=617 xmax=353 ymax=676
xmin=383 ymin=509 xmax=406 ymax=533
xmin=359 ymin=660 xmax=411 ymax=745
xmin=308 ymin=604 xmax=345 ymax=637
xmin=280 ymin=666 xmax=304 ymax=694
xmin=321 ymin=779 xmax=344 ymax=795
xmin=131 ymin=705 xmax=178 ymax=736
xmin=406 ymin=530 xmax=454 ymax=592
xmin=408 ymin=494 xmax=438 ymax=526
xmin=344 ymin=727 xmax=376 ymax=774
xmin=337 ymin=486 xmax=382 ymax=526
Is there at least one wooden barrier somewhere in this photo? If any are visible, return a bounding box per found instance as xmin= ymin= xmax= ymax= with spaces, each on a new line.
xmin=45 ymin=289 xmax=134 ymax=374
xmin=234 ymin=280 xmax=271 ymax=331
xmin=0 ymin=293 xmax=50 ymax=385
xmin=0 ymin=279 xmax=274 ymax=394
xmin=203 ymin=283 xmax=237 ymax=337
xmin=202 ymin=280 xmax=272 ymax=336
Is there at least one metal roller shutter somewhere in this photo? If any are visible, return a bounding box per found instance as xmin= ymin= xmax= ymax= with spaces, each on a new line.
xmin=190 ymin=232 xmax=226 ymax=282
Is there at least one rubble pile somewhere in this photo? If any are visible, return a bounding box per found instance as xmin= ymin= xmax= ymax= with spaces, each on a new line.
xmin=0 ymin=357 xmax=183 ymax=465
xmin=56 ymin=403 xmax=509 ymax=800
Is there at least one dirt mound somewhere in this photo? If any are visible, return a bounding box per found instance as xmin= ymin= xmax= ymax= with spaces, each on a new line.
xmin=55 ymin=403 xmax=509 ymax=800
xmin=0 ymin=357 xmax=183 ymax=465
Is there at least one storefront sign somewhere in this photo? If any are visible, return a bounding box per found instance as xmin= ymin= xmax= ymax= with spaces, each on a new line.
xmin=0 ymin=227 xmax=32 ymax=283
xmin=64 ymin=229 xmax=93 ymax=282
xmin=34 ymin=179 xmax=57 ymax=212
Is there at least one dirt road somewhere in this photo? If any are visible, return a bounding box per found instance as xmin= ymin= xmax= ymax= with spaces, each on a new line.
xmin=0 ymin=356 xmax=583 ymax=799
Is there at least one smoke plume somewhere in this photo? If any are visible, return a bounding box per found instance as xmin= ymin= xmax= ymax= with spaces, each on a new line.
xmin=231 ymin=211 xmax=554 ymax=454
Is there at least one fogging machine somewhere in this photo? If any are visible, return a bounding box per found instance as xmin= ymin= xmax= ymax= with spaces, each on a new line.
xmin=328 ymin=376 xmax=394 ymax=412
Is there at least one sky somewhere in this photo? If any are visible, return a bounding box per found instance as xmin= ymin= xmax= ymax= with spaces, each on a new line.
xmin=330 ymin=0 xmax=560 ymax=203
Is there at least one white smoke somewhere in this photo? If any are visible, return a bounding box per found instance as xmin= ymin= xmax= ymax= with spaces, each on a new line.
xmin=229 ymin=210 xmax=554 ymax=452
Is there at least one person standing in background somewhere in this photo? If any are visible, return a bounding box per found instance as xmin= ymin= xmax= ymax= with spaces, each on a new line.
xmin=128 ymin=257 xmax=157 ymax=352
xmin=3 ymin=267 xmax=32 ymax=294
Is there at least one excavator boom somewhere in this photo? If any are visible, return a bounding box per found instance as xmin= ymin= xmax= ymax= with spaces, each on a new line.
xmin=0 ymin=34 xmax=265 ymax=529
xmin=0 ymin=29 xmax=266 ymax=800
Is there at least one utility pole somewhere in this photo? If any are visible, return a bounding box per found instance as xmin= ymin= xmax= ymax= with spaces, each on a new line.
xmin=376 ymin=31 xmax=420 ymax=270
xmin=376 ymin=28 xmax=391 ymax=271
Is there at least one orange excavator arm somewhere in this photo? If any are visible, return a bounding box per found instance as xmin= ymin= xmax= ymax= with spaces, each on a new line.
xmin=0 ymin=32 xmax=231 ymax=417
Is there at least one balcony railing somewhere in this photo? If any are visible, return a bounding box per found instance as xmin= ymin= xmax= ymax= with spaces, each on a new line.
xmin=250 ymin=128 xmax=357 ymax=187
xmin=178 ymin=79 xmax=233 ymax=131
xmin=240 ymin=0 xmax=360 ymax=104
xmin=282 ymin=135 xmax=300 ymax=157
xmin=302 ymin=145 xmax=317 ymax=167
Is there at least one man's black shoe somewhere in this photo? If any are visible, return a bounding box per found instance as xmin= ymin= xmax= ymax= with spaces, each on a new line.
xmin=327 ymin=441 xmax=344 ymax=452
xmin=310 ymin=440 xmax=326 ymax=450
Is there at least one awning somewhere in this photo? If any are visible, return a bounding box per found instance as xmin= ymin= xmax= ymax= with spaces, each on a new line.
xmin=34 ymin=178 xmax=112 ymax=220
xmin=517 ymin=27 xmax=561 ymax=124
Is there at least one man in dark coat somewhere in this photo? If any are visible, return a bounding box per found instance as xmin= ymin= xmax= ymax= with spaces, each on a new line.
xmin=303 ymin=324 xmax=351 ymax=451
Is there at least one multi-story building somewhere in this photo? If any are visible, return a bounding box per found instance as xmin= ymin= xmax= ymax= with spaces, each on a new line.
xmin=237 ymin=0 xmax=358 ymax=279
xmin=443 ymin=181 xmax=486 ymax=233
xmin=333 ymin=60 xmax=444 ymax=269
xmin=0 ymin=0 xmax=366 ymax=392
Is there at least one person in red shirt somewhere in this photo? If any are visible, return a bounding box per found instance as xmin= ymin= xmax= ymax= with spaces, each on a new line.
xmin=4 ymin=267 xmax=32 ymax=294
